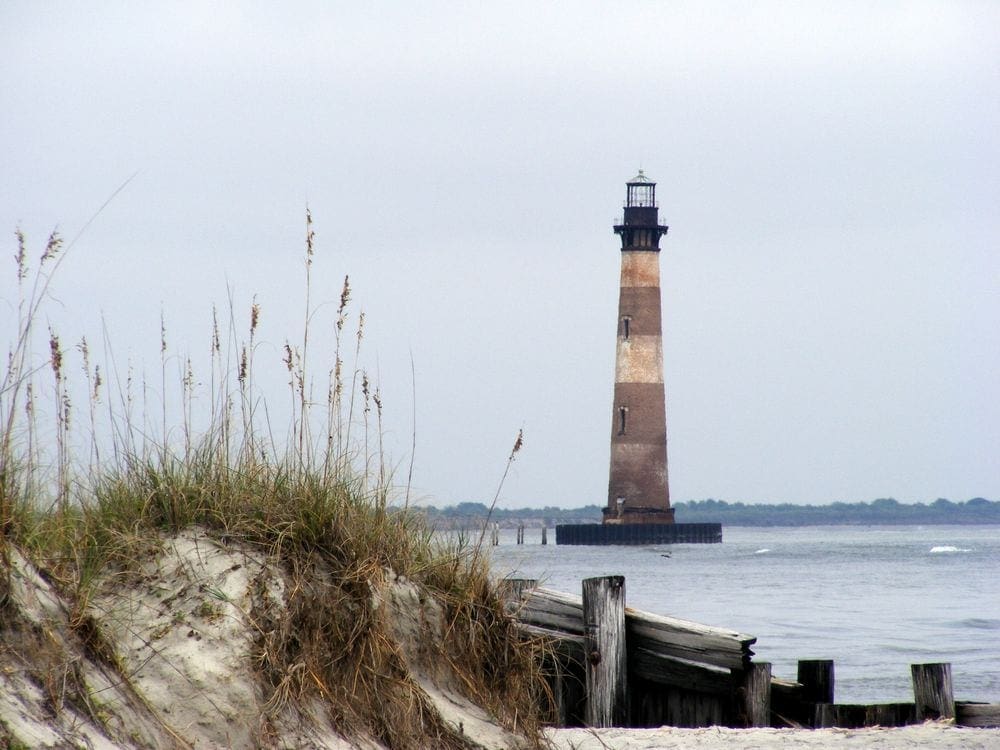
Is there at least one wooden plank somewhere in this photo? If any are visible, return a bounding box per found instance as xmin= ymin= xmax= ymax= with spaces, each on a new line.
xmin=625 ymin=606 xmax=757 ymax=650
xmin=627 ymin=610 xmax=755 ymax=670
xmin=498 ymin=578 xmax=537 ymax=617
xmin=549 ymin=651 xmax=585 ymax=727
xmin=815 ymin=703 xmax=916 ymax=728
xmin=769 ymin=677 xmax=808 ymax=727
xmin=517 ymin=588 xmax=587 ymax=634
xmin=516 ymin=623 xmax=585 ymax=662
xmin=912 ymin=662 xmax=955 ymax=720
xmin=583 ymin=576 xmax=628 ymax=727
xmin=632 ymin=680 xmax=726 ymax=728
xmin=629 ymin=646 xmax=734 ymax=695
xmin=956 ymin=702 xmax=1000 ymax=728
xmin=816 ymin=703 xmax=864 ymax=728
xmin=866 ymin=703 xmax=916 ymax=727
xmin=770 ymin=676 xmax=802 ymax=695
xmin=511 ymin=620 xmax=586 ymax=727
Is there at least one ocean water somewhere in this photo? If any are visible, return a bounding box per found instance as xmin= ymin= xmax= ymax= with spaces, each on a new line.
xmin=487 ymin=524 xmax=1000 ymax=704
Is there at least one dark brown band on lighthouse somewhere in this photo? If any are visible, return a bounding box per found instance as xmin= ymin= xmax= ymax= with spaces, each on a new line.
xmin=617 ymin=287 xmax=663 ymax=336
xmin=609 ymin=384 xmax=666 ymax=443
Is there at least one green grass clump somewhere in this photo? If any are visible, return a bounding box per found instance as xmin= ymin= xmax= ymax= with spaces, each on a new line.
xmin=0 ymin=215 xmax=548 ymax=749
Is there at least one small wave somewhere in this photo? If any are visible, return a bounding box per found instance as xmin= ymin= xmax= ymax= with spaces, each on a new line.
xmin=881 ymin=643 xmax=947 ymax=656
xmin=753 ymin=548 xmax=770 ymax=555
xmin=954 ymin=618 xmax=1000 ymax=631
xmin=929 ymin=545 xmax=972 ymax=553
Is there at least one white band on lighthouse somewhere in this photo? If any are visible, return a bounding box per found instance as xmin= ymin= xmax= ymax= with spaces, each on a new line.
xmin=619 ymin=251 xmax=662 ymax=287
xmin=614 ymin=336 xmax=664 ymax=384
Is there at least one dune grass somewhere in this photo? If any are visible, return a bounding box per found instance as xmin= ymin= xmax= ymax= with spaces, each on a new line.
xmin=0 ymin=216 xmax=549 ymax=749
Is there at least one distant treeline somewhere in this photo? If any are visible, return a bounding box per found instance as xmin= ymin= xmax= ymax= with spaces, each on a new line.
xmin=418 ymin=497 xmax=1000 ymax=527
xmin=673 ymin=497 xmax=999 ymax=526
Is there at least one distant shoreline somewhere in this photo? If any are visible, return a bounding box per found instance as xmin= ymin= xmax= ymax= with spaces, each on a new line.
xmin=420 ymin=497 xmax=1000 ymax=528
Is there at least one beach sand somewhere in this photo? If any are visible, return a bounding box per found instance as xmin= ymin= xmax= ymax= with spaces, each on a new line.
xmin=545 ymin=722 xmax=1000 ymax=750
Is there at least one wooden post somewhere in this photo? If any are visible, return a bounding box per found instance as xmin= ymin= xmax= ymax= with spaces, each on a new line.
xmin=912 ymin=662 xmax=955 ymax=720
xmin=742 ymin=662 xmax=772 ymax=727
xmin=582 ymin=575 xmax=627 ymax=727
xmin=541 ymin=526 xmax=548 ymax=545
xmin=797 ymin=659 xmax=834 ymax=704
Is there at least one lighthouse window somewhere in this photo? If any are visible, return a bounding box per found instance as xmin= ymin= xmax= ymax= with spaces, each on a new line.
xmin=618 ymin=406 xmax=628 ymax=435
xmin=622 ymin=317 xmax=631 ymax=339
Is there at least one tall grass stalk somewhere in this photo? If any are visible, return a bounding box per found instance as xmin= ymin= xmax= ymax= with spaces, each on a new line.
xmin=298 ymin=207 xmax=315 ymax=466
xmin=474 ymin=428 xmax=524 ymax=562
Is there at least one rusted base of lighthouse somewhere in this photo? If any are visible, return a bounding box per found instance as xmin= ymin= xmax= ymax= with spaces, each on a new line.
xmin=556 ymin=522 xmax=722 ymax=545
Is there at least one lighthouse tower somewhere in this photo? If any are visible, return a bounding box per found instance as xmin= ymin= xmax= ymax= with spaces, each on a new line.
xmin=555 ymin=172 xmax=720 ymax=544
xmin=604 ymin=170 xmax=675 ymax=525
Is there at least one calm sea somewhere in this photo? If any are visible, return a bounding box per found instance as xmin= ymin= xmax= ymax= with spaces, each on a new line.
xmin=487 ymin=524 xmax=1000 ymax=704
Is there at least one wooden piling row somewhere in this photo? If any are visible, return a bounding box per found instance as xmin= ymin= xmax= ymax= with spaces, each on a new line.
xmin=499 ymin=522 xmax=548 ymax=545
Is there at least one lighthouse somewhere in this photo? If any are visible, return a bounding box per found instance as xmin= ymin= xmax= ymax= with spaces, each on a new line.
xmin=605 ymin=170 xmax=674 ymax=525
xmin=556 ymin=172 xmax=721 ymax=544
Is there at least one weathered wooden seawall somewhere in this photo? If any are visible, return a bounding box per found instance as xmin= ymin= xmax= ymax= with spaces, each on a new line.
xmin=504 ymin=577 xmax=756 ymax=727
xmin=503 ymin=576 xmax=1000 ymax=730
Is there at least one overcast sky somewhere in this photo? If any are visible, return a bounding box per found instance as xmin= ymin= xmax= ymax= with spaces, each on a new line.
xmin=3 ymin=2 xmax=998 ymax=508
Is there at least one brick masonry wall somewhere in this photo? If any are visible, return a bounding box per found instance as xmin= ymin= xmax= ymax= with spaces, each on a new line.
xmin=607 ymin=249 xmax=672 ymax=521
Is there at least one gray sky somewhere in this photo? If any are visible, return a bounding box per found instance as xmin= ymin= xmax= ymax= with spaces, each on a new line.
xmin=3 ymin=2 xmax=998 ymax=508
